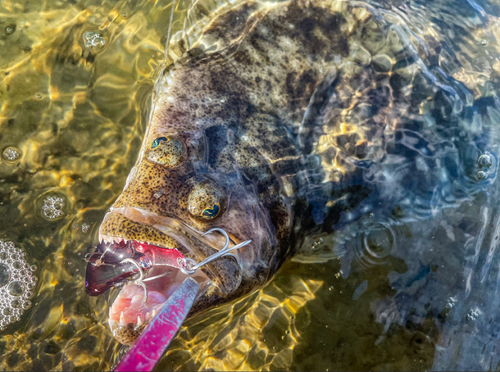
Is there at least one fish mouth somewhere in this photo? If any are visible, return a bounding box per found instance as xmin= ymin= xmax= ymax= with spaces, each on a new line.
xmin=104 ymin=238 xmax=210 ymax=345
xmin=87 ymin=207 xmax=244 ymax=344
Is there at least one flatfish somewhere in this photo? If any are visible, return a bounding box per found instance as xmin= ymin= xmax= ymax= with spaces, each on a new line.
xmin=84 ymin=0 xmax=500 ymax=365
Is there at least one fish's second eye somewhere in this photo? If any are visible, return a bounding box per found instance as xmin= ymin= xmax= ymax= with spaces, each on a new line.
xmin=188 ymin=182 xmax=226 ymax=221
xmin=202 ymin=204 xmax=220 ymax=219
xmin=146 ymin=136 xmax=184 ymax=167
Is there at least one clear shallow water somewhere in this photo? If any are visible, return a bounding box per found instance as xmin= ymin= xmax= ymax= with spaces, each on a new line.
xmin=1 ymin=0 xmax=500 ymax=370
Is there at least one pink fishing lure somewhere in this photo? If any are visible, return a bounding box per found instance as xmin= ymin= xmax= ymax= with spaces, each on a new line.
xmin=114 ymin=277 xmax=199 ymax=372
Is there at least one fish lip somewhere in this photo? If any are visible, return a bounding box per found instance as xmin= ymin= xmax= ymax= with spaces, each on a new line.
xmin=102 ymin=207 xmax=245 ymax=277
xmin=103 ymin=206 xmax=234 ymax=255
xmin=97 ymin=233 xmax=183 ymax=259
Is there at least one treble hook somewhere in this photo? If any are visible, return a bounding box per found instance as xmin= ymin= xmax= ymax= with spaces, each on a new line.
xmin=120 ymin=259 xmax=172 ymax=304
xmin=179 ymin=228 xmax=251 ymax=275
xmin=121 ymin=258 xmax=149 ymax=304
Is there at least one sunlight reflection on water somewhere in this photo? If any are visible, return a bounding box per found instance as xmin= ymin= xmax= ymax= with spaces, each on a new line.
xmin=1 ymin=0 xmax=500 ymax=370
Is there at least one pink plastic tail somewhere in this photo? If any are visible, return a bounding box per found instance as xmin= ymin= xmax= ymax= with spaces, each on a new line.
xmin=114 ymin=277 xmax=199 ymax=372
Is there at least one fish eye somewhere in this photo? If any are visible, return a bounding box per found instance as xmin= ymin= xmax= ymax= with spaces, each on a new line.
xmin=188 ymin=182 xmax=226 ymax=221
xmin=146 ymin=136 xmax=185 ymax=167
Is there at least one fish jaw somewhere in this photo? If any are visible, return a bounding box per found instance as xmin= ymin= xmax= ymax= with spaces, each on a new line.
xmin=107 ymin=268 xmax=209 ymax=346
xmin=98 ymin=208 xmax=255 ymax=296
xmin=90 ymin=204 xmax=279 ymax=344
xmin=88 ymin=209 xmax=245 ymax=344
xmin=108 ymin=285 xmax=166 ymax=329
xmin=88 ymin=238 xmax=210 ymax=345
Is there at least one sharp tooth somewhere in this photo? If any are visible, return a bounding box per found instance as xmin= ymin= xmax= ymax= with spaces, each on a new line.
xmin=152 ymin=309 xmax=157 ymax=318
xmin=137 ymin=315 xmax=143 ymax=326
xmin=108 ymin=320 xmax=118 ymax=332
xmin=119 ymin=311 xmax=126 ymax=326
xmin=146 ymin=312 xmax=151 ymax=320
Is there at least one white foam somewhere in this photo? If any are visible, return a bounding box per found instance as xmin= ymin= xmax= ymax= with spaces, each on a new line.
xmin=0 ymin=241 xmax=37 ymax=330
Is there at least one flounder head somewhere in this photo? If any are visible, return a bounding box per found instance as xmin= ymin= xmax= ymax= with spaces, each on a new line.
xmin=84 ymin=0 xmax=336 ymax=345
xmin=86 ymin=123 xmax=288 ymax=344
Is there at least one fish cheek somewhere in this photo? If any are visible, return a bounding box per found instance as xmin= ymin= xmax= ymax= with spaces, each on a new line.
xmin=113 ymin=157 xmax=190 ymax=221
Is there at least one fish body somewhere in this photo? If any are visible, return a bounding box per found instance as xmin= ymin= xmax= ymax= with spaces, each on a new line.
xmin=85 ymin=0 xmax=498 ymax=345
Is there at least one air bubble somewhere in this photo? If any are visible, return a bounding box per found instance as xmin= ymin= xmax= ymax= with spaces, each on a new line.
xmin=30 ymin=265 xmax=37 ymax=272
xmin=0 ymin=264 xmax=10 ymax=287
xmin=7 ymin=282 xmax=24 ymax=297
xmin=466 ymin=308 xmax=480 ymax=321
xmin=445 ymin=296 xmax=456 ymax=310
xmin=5 ymin=24 xmax=15 ymax=35
xmin=0 ymin=241 xmax=37 ymax=329
xmin=38 ymin=194 xmax=67 ymax=220
xmin=2 ymin=147 xmax=21 ymax=162
xmin=84 ymin=31 xmax=106 ymax=49
xmin=477 ymin=171 xmax=487 ymax=180
xmin=364 ymin=225 xmax=393 ymax=258
xmin=481 ymin=39 xmax=487 ymax=46
xmin=81 ymin=223 xmax=90 ymax=233
xmin=478 ymin=154 xmax=493 ymax=168
xmin=36 ymin=93 xmax=42 ymax=99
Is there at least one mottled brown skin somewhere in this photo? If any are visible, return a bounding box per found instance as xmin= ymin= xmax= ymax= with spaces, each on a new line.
xmin=100 ymin=0 xmax=349 ymax=342
xmin=100 ymin=0 xmax=484 ymax=344
xmin=103 ymin=0 xmax=351 ymax=327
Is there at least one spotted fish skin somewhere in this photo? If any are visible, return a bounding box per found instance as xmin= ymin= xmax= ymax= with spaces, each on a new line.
xmin=100 ymin=0 xmax=497 ymax=343
xmin=103 ymin=0 xmax=351 ymax=316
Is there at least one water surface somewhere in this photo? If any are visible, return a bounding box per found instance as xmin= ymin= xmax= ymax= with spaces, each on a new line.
xmin=1 ymin=0 xmax=500 ymax=370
